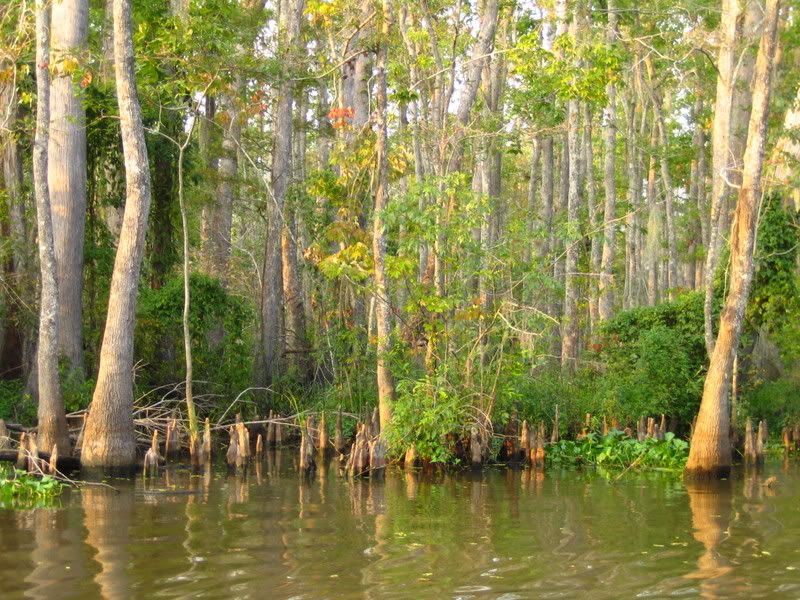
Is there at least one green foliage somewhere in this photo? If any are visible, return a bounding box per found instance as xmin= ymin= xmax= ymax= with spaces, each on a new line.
xmin=60 ymin=369 xmax=96 ymax=414
xmin=502 ymin=368 xmax=596 ymax=440
xmin=386 ymin=370 xmax=472 ymax=464
xmin=740 ymin=380 xmax=800 ymax=430
xmin=0 ymin=380 xmax=35 ymax=423
xmin=0 ymin=465 xmax=65 ymax=509
xmin=592 ymin=292 xmax=706 ymax=425
xmin=749 ymin=196 xmax=800 ymax=341
xmin=510 ymin=23 xmax=624 ymax=125
xmin=547 ymin=431 xmax=689 ymax=471
xmin=136 ymin=273 xmax=253 ymax=397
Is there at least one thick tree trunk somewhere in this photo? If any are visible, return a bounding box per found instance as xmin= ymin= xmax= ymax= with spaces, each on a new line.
xmin=257 ymin=0 xmax=305 ymax=386
xmin=34 ymin=0 xmax=70 ymax=455
xmin=686 ymin=0 xmax=780 ymax=479
xmin=282 ymin=209 xmax=311 ymax=381
xmin=282 ymin=90 xmax=312 ymax=381
xmin=374 ymin=0 xmax=395 ymax=432
xmin=724 ymin=0 xmax=761 ymax=236
xmin=49 ymin=0 xmax=88 ymax=375
xmin=444 ymin=0 xmax=499 ymax=174
xmin=202 ymin=88 xmax=239 ymax=284
xmin=82 ymin=0 xmax=153 ymax=470
xmin=703 ymin=0 xmax=742 ymax=356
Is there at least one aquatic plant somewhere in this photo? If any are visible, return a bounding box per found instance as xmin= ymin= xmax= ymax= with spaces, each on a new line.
xmin=547 ymin=430 xmax=689 ymax=471
xmin=0 ymin=465 xmax=65 ymax=509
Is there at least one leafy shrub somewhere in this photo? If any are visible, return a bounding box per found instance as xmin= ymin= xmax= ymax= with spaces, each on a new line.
xmin=136 ymin=273 xmax=253 ymax=397
xmin=740 ymin=379 xmax=800 ymax=430
xmin=749 ymin=195 xmax=799 ymax=336
xmin=0 ymin=379 xmax=35 ymax=423
xmin=504 ymin=367 xmax=599 ymax=439
xmin=591 ymin=292 xmax=706 ymax=427
xmin=386 ymin=371 xmax=471 ymax=464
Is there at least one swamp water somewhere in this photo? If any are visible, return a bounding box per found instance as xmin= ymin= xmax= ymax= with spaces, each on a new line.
xmin=2 ymin=455 xmax=799 ymax=599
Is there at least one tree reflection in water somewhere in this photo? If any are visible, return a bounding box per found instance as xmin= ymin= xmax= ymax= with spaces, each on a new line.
xmin=685 ymin=479 xmax=734 ymax=598
xmin=82 ymin=486 xmax=132 ymax=600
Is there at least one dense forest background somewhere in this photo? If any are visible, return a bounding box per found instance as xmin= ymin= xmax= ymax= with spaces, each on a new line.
xmin=1 ymin=0 xmax=799 ymax=465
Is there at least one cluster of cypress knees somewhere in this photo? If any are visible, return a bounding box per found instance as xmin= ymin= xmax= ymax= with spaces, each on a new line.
xmin=0 ymin=410 xmax=792 ymax=478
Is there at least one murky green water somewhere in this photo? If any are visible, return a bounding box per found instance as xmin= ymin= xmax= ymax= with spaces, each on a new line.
xmin=2 ymin=454 xmax=799 ymax=599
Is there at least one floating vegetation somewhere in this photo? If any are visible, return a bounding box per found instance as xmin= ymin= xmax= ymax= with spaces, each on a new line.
xmin=547 ymin=430 xmax=689 ymax=472
xmin=0 ymin=464 xmax=66 ymax=509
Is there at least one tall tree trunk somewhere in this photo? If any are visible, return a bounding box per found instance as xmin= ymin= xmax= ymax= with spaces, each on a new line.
xmin=584 ymin=105 xmax=600 ymax=333
xmin=282 ymin=88 xmax=311 ymax=380
xmin=598 ymin=3 xmax=618 ymax=320
xmin=444 ymin=0 xmax=500 ymax=175
xmin=561 ymin=10 xmax=583 ymax=374
xmin=525 ymin=138 xmax=540 ymax=287
xmin=703 ymin=0 xmax=742 ymax=356
xmin=200 ymin=0 xmax=265 ymax=283
xmin=538 ymin=136 xmax=554 ymax=265
xmin=374 ymin=0 xmax=395 ymax=432
xmin=0 ymin=59 xmax=28 ymax=380
xmin=203 ymin=87 xmax=239 ymax=284
xmin=282 ymin=209 xmax=311 ymax=381
xmin=654 ymin=103 xmax=678 ymax=299
xmin=82 ymin=0 xmax=153 ymax=470
xmin=686 ymin=0 xmax=780 ymax=479
xmin=691 ymin=95 xmax=707 ymax=288
xmin=723 ymin=0 xmax=761 ymax=237
xmin=644 ymin=121 xmax=660 ymax=306
xmin=34 ymin=0 xmax=70 ymax=455
xmin=49 ymin=0 xmax=88 ymax=375
xmin=257 ymin=0 xmax=305 ymax=386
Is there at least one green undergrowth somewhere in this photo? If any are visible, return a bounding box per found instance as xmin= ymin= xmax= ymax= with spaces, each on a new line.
xmin=0 ymin=465 xmax=66 ymax=509
xmin=546 ymin=430 xmax=689 ymax=472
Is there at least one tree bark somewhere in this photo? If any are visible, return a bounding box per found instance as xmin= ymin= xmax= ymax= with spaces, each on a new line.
xmin=49 ymin=0 xmax=88 ymax=375
xmin=82 ymin=0 xmax=153 ymax=470
xmin=561 ymin=11 xmax=583 ymax=374
xmin=203 ymin=87 xmax=239 ymax=284
xmin=538 ymin=136 xmax=554 ymax=265
xmin=686 ymin=0 xmax=780 ymax=479
xmin=257 ymin=0 xmax=305 ymax=386
xmin=34 ymin=0 xmax=70 ymax=455
xmin=690 ymin=95 xmax=707 ymax=288
xmin=654 ymin=102 xmax=678 ymax=299
xmin=0 ymin=57 xmax=28 ymax=380
xmin=598 ymin=0 xmax=618 ymax=321
xmin=374 ymin=0 xmax=395 ymax=432
xmin=703 ymin=0 xmax=742 ymax=356
xmin=584 ymin=105 xmax=600 ymax=333
xmin=644 ymin=121 xmax=660 ymax=306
